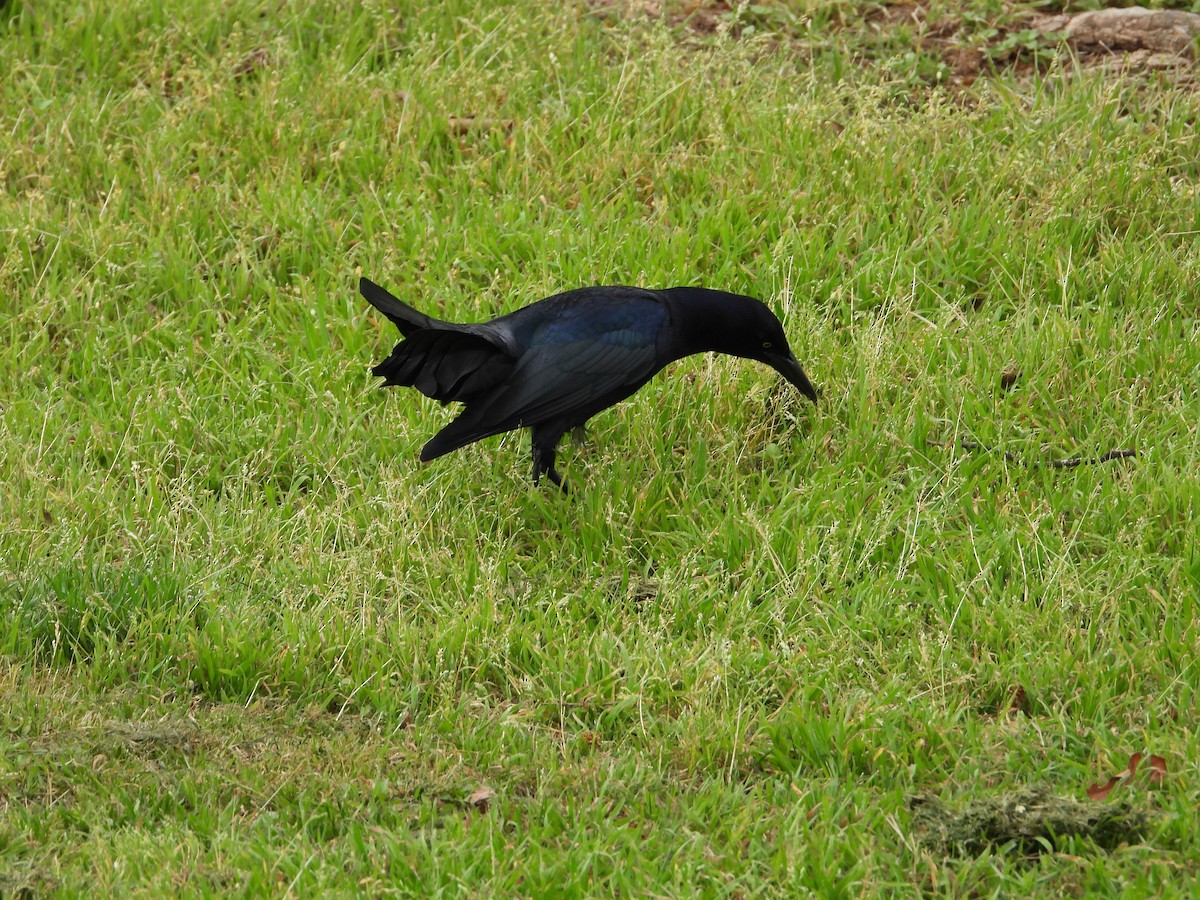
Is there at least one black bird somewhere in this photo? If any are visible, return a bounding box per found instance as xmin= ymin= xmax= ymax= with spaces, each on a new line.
xmin=361 ymin=277 xmax=818 ymax=491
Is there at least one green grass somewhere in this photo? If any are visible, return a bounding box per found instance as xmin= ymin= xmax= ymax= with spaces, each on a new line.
xmin=2 ymin=0 xmax=1199 ymax=894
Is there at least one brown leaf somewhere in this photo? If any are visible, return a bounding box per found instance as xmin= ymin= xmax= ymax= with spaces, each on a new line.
xmin=1087 ymin=775 xmax=1120 ymax=801
xmin=1007 ymin=684 xmax=1030 ymax=716
xmin=1087 ymin=751 xmax=1153 ymax=800
xmin=1125 ymin=751 xmax=1144 ymax=778
xmin=468 ymin=786 xmax=495 ymax=813
xmin=1000 ymin=364 xmax=1021 ymax=391
xmin=1146 ymin=754 xmax=1167 ymax=784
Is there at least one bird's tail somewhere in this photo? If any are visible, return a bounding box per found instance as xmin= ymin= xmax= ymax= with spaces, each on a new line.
xmin=371 ymin=328 xmax=513 ymax=403
xmin=420 ymin=410 xmax=510 ymax=461
xmin=360 ymin=277 xmax=443 ymax=336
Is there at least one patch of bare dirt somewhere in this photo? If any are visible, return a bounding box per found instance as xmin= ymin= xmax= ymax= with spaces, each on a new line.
xmin=589 ymin=0 xmax=733 ymax=34
xmin=586 ymin=1 xmax=1200 ymax=87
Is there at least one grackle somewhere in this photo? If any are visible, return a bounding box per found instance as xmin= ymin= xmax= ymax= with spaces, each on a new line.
xmin=361 ymin=277 xmax=818 ymax=491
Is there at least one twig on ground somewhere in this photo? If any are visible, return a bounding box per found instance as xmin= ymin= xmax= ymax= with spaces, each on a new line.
xmin=928 ymin=439 xmax=1137 ymax=469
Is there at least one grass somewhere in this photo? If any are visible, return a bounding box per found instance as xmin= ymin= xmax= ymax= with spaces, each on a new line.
xmin=2 ymin=0 xmax=1199 ymax=894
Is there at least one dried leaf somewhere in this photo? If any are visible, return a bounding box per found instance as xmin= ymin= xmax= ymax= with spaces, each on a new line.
xmin=1125 ymin=751 xmax=1144 ymax=778
xmin=1000 ymin=364 xmax=1021 ymax=391
xmin=1007 ymin=684 xmax=1030 ymax=716
xmin=1086 ymin=775 xmax=1120 ymax=801
xmin=1087 ymin=751 xmax=1155 ymax=800
xmin=468 ymin=786 xmax=495 ymax=813
xmin=1146 ymin=754 xmax=1167 ymax=784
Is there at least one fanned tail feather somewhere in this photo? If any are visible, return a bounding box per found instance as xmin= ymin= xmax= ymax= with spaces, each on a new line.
xmin=360 ymin=277 xmax=441 ymax=336
xmin=371 ymin=329 xmax=515 ymax=405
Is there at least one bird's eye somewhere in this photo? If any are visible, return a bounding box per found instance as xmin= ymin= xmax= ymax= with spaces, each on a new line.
xmin=761 ymin=341 xmax=773 ymax=350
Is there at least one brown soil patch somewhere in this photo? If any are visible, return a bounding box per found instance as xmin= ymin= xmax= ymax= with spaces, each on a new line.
xmin=586 ymin=1 xmax=1200 ymax=88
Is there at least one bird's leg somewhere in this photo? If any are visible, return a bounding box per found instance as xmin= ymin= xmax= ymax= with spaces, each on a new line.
xmin=531 ymin=447 xmax=545 ymax=486
xmin=532 ymin=447 xmax=568 ymax=493
xmin=531 ymin=430 xmax=569 ymax=494
xmin=570 ymin=425 xmax=588 ymax=447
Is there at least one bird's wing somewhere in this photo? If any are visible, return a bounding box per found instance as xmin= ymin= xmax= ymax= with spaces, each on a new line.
xmin=420 ymin=314 xmax=665 ymax=460
xmin=486 ymin=331 xmax=662 ymax=426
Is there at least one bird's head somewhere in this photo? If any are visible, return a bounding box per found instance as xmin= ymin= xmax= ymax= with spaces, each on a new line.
xmin=737 ymin=302 xmax=819 ymax=403
xmin=664 ymin=288 xmax=819 ymax=403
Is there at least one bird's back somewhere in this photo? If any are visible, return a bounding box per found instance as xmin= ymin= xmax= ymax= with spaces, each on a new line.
xmin=484 ymin=285 xmax=668 ymax=347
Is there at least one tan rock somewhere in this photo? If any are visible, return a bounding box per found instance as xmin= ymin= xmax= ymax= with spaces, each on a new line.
xmin=1064 ymin=7 xmax=1200 ymax=58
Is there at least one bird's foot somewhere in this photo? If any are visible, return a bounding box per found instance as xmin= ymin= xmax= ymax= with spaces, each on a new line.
xmin=532 ymin=449 xmax=569 ymax=494
xmin=532 ymin=464 xmax=569 ymax=494
xmin=546 ymin=467 xmax=569 ymax=494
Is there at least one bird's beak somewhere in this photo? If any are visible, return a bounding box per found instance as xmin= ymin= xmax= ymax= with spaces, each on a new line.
xmin=768 ymin=352 xmax=819 ymax=403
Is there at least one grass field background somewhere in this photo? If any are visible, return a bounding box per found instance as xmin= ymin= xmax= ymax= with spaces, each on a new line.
xmin=2 ymin=0 xmax=1199 ymax=894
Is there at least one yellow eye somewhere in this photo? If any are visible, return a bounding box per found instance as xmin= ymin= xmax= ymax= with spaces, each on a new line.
xmin=762 ymin=341 xmax=773 ymax=350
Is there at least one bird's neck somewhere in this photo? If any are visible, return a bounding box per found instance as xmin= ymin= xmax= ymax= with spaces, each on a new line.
xmin=660 ymin=287 xmax=757 ymax=358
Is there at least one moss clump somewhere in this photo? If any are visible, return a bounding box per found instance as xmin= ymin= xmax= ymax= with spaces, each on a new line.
xmin=910 ymin=788 xmax=1153 ymax=856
